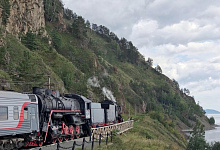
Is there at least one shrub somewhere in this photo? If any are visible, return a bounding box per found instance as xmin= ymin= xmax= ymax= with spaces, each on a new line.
xmin=145 ymin=132 xmax=152 ymax=139
xmin=208 ymin=117 xmax=215 ymax=125
xmin=149 ymin=111 xmax=164 ymax=123
xmin=187 ymin=121 xmax=207 ymax=150
xmin=0 ymin=0 xmax=10 ymax=25
xmin=212 ymin=142 xmax=220 ymax=150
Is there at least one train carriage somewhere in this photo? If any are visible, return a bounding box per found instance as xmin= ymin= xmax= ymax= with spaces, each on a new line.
xmin=91 ymin=103 xmax=105 ymax=127
xmin=0 ymin=91 xmax=39 ymax=149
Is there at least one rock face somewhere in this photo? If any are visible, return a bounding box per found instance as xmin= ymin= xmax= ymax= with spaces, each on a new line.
xmin=6 ymin=0 xmax=45 ymax=35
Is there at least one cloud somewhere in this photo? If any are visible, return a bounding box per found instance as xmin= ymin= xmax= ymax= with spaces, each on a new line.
xmin=62 ymin=0 xmax=220 ymax=111
xmin=63 ymin=0 xmax=146 ymax=38
xmin=140 ymin=41 xmax=220 ymax=111
xmin=131 ymin=19 xmax=220 ymax=47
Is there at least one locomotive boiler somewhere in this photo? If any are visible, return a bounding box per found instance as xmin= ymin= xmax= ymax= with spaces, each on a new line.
xmin=33 ymin=87 xmax=89 ymax=144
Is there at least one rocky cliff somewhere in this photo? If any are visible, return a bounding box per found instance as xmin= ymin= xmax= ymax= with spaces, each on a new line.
xmin=4 ymin=0 xmax=45 ymax=35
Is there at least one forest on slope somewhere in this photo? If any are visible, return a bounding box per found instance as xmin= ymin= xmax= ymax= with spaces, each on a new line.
xmin=0 ymin=0 xmax=212 ymax=149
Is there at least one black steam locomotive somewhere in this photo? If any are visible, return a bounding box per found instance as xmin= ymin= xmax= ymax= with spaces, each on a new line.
xmin=0 ymin=87 xmax=122 ymax=150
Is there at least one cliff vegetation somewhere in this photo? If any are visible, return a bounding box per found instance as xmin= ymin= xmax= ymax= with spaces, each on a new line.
xmin=0 ymin=0 xmax=212 ymax=149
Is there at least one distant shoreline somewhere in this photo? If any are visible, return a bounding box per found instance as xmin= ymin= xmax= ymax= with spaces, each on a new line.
xmin=205 ymin=109 xmax=220 ymax=114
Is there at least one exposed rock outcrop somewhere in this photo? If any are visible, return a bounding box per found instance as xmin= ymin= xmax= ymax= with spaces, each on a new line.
xmin=57 ymin=11 xmax=66 ymax=32
xmin=6 ymin=0 xmax=45 ymax=35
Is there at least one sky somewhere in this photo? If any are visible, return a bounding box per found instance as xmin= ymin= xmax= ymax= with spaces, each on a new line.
xmin=62 ymin=0 xmax=220 ymax=111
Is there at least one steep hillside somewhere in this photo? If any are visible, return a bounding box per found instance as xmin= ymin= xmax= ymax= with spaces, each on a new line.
xmin=107 ymin=115 xmax=186 ymax=150
xmin=0 ymin=0 xmax=211 ymax=148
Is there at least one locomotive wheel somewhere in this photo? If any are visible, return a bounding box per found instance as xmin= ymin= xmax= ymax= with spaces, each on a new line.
xmin=51 ymin=131 xmax=57 ymax=144
xmin=38 ymin=137 xmax=43 ymax=147
xmin=69 ymin=125 xmax=74 ymax=140
xmin=52 ymin=139 xmax=57 ymax=144
xmin=63 ymin=126 xmax=69 ymax=141
xmin=64 ymin=137 xmax=69 ymax=141
xmin=70 ymin=136 xmax=74 ymax=140
xmin=16 ymin=141 xmax=24 ymax=149
xmin=58 ymin=130 xmax=64 ymax=142
xmin=75 ymin=125 xmax=80 ymax=139
xmin=58 ymin=137 xmax=63 ymax=143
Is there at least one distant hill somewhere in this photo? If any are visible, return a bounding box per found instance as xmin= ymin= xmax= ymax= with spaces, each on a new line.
xmin=205 ymin=109 xmax=220 ymax=114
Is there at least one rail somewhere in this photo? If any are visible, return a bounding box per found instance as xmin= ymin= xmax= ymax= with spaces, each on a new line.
xmin=91 ymin=120 xmax=134 ymax=139
xmin=34 ymin=120 xmax=134 ymax=150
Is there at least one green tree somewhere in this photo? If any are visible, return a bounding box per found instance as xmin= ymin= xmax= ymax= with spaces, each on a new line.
xmin=146 ymin=57 xmax=153 ymax=66
xmin=155 ymin=65 xmax=162 ymax=73
xmin=21 ymin=31 xmax=38 ymax=50
xmin=85 ymin=20 xmax=91 ymax=28
xmin=187 ymin=121 xmax=208 ymax=150
xmin=44 ymin=0 xmax=63 ymax=22
xmin=71 ymin=16 xmax=86 ymax=39
xmin=208 ymin=117 xmax=215 ymax=125
xmin=172 ymin=79 xmax=179 ymax=89
xmin=18 ymin=51 xmax=31 ymax=77
xmin=0 ymin=0 xmax=11 ymax=25
xmin=51 ymin=32 xmax=61 ymax=50
xmin=212 ymin=142 xmax=220 ymax=150
xmin=0 ymin=47 xmax=7 ymax=67
xmin=184 ymin=88 xmax=190 ymax=95
xmin=63 ymin=8 xmax=73 ymax=20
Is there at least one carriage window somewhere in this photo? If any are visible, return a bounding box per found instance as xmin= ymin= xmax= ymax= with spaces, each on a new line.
xmin=24 ymin=107 xmax=28 ymax=120
xmin=13 ymin=106 xmax=19 ymax=120
xmin=0 ymin=106 xmax=8 ymax=121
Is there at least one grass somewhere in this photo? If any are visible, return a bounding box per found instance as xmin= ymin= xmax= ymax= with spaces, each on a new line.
xmin=0 ymin=20 xmax=207 ymax=149
xmin=101 ymin=114 xmax=186 ymax=150
xmin=0 ymin=34 xmax=66 ymax=92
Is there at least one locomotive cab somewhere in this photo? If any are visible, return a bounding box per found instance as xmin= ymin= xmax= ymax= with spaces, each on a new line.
xmin=101 ymin=100 xmax=123 ymax=124
xmin=64 ymin=94 xmax=92 ymax=135
xmin=64 ymin=94 xmax=91 ymax=120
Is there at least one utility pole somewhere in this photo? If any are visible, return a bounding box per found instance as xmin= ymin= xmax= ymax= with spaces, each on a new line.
xmin=135 ymin=104 xmax=136 ymax=116
xmin=129 ymin=103 xmax=130 ymax=119
xmin=48 ymin=75 xmax=51 ymax=89
xmin=121 ymin=103 xmax=123 ymax=114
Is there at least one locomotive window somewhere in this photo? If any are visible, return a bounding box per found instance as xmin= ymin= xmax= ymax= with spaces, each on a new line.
xmin=0 ymin=106 xmax=8 ymax=121
xmin=24 ymin=107 xmax=28 ymax=120
xmin=13 ymin=106 xmax=19 ymax=120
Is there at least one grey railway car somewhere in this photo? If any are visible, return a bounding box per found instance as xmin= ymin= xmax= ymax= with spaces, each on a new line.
xmin=91 ymin=103 xmax=105 ymax=127
xmin=101 ymin=100 xmax=119 ymax=125
xmin=106 ymin=104 xmax=116 ymax=123
xmin=0 ymin=91 xmax=39 ymax=149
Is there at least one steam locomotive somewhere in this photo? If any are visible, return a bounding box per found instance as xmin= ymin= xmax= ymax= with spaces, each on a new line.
xmin=0 ymin=87 xmax=122 ymax=150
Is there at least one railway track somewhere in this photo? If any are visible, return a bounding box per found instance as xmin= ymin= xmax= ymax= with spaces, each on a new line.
xmin=24 ymin=120 xmax=134 ymax=150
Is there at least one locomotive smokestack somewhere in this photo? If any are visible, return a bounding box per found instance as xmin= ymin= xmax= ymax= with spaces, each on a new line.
xmin=33 ymin=87 xmax=42 ymax=94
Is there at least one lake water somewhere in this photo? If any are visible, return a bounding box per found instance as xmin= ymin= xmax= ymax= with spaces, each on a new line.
xmin=205 ymin=114 xmax=220 ymax=143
